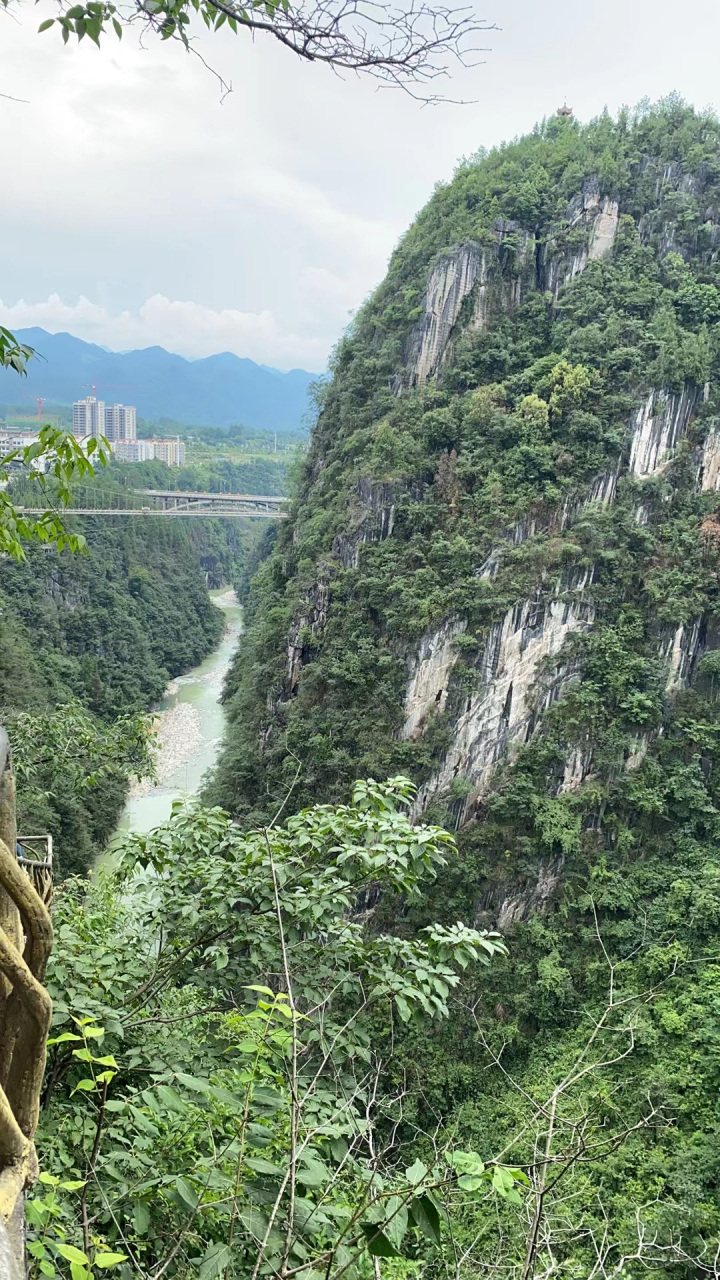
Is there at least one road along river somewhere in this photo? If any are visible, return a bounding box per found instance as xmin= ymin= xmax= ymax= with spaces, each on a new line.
xmin=118 ymin=588 xmax=242 ymax=834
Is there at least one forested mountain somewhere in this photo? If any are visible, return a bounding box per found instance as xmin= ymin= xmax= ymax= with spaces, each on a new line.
xmin=0 ymin=328 xmax=316 ymax=430
xmin=202 ymin=98 xmax=720 ymax=1260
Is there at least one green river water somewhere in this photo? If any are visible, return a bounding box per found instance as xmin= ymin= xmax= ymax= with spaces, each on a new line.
xmin=118 ymin=589 xmax=242 ymax=834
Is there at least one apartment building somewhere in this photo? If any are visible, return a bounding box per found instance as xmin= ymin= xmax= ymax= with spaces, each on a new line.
xmin=105 ymin=404 xmax=137 ymax=443
xmin=72 ymin=397 xmax=105 ymax=438
xmin=0 ymin=430 xmax=38 ymax=460
xmin=113 ymin=439 xmax=156 ymax=463
xmin=151 ymin=437 xmax=185 ymax=467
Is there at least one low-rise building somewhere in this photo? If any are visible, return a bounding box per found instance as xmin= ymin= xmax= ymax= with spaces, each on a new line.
xmin=111 ymin=435 xmax=185 ymax=466
xmin=113 ymin=439 xmax=157 ymax=463
xmin=151 ymin=437 xmax=185 ymax=467
xmin=0 ymin=431 xmax=39 ymax=459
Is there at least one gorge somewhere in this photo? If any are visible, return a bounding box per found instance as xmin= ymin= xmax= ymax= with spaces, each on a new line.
xmin=8 ymin=95 xmax=720 ymax=1278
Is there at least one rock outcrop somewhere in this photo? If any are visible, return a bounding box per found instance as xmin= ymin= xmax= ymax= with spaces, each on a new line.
xmin=414 ymin=571 xmax=594 ymax=824
xmin=287 ymin=581 xmax=329 ymax=693
xmin=403 ymin=373 xmax=706 ymax=817
xmin=629 ymin=386 xmax=701 ymax=477
xmin=408 ymin=241 xmax=483 ymax=386
xmin=661 ymin=620 xmax=704 ymax=690
xmin=332 ymin=479 xmax=398 ymax=570
xmin=401 ymin=620 xmax=467 ymax=740
xmin=700 ymin=426 xmax=720 ymax=491
xmin=406 ymin=175 xmax=620 ymax=390
xmin=542 ymin=177 xmax=619 ymax=294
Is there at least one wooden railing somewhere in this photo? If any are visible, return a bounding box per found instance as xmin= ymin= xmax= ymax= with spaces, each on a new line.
xmin=0 ymin=729 xmax=53 ymax=1277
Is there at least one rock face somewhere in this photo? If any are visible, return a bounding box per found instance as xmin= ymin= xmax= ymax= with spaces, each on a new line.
xmin=401 ymin=620 xmax=467 ymax=739
xmin=332 ymin=479 xmax=398 ymax=569
xmin=661 ymin=620 xmax=704 ymax=690
xmin=287 ymin=581 xmax=329 ymax=693
xmin=406 ymin=175 xmax=619 ymax=389
xmin=542 ymin=178 xmax=620 ymax=294
xmin=409 ymin=241 xmax=483 ymax=386
xmin=629 ymin=387 xmax=701 ymax=477
xmin=414 ymin=572 xmax=595 ymax=824
xmin=402 ymin=374 xmax=705 ymax=818
xmin=700 ymin=427 xmax=720 ymax=491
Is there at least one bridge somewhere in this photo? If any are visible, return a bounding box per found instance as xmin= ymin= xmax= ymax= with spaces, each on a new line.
xmin=17 ymin=488 xmax=288 ymax=520
xmin=137 ymin=489 xmax=287 ymax=514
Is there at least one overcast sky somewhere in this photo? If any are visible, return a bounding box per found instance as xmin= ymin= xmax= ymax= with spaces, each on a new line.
xmin=1 ymin=0 xmax=719 ymax=371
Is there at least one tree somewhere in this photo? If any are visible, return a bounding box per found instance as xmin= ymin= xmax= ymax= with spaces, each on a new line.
xmin=0 ymin=331 xmax=108 ymax=561
xmin=32 ymin=776 xmax=522 ymax=1278
xmin=24 ymin=0 xmax=492 ymax=100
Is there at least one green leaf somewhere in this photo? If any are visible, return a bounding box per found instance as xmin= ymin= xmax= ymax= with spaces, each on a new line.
xmin=171 ymin=1176 xmax=198 ymax=1211
xmin=239 ymin=1206 xmax=270 ymax=1242
xmin=297 ymin=1156 xmax=329 ymax=1187
xmin=155 ymin=1084 xmax=186 ymax=1112
xmin=383 ymin=1196 xmax=408 ymax=1250
xmin=72 ymin=1078 xmax=97 ymax=1093
xmin=198 ymin=1242 xmax=232 ymax=1279
xmin=39 ymin=1262 xmax=56 ymax=1278
xmin=94 ymin=1252 xmax=129 ymax=1267
xmin=361 ymin=1223 xmax=401 ymax=1258
xmin=38 ymin=1172 xmax=59 ymax=1186
xmin=175 ymin=1072 xmax=212 ymax=1094
xmin=409 ymin=1194 xmax=442 ymax=1244
xmin=244 ymin=1156 xmax=284 ymax=1176
xmin=54 ymin=1243 xmax=89 ymax=1265
xmin=133 ymin=1201 xmax=150 ymax=1235
xmin=69 ymin=1265 xmax=90 ymax=1280
xmin=405 ymin=1158 xmax=427 ymax=1185
xmin=59 ymin=1180 xmax=86 ymax=1192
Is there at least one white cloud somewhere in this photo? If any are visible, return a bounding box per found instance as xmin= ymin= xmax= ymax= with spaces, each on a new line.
xmin=0 ymin=293 xmax=328 ymax=369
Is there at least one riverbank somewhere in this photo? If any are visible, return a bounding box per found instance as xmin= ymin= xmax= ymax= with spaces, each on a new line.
xmin=119 ymin=587 xmax=242 ymax=833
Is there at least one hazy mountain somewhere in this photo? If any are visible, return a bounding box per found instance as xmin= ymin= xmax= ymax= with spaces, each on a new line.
xmin=0 ymin=328 xmax=317 ymax=431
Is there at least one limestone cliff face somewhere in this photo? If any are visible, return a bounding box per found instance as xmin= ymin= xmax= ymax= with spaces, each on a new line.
xmin=405 ymin=174 xmax=619 ymax=390
xmin=629 ymin=386 xmax=701 ymax=477
xmin=400 ymin=373 xmax=708 ymax=817
xmin=413 ymin=574 xmax=594 ymax=825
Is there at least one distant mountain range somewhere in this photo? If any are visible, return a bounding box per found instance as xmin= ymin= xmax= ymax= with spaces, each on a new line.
xmin=0 ymin=328 xmax=318 ymax=432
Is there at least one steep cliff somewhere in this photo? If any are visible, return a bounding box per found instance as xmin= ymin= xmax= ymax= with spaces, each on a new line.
xmin=211 ymin=99 xmax=720 ymax=832
xmin=208 ymin=99 xmax=720 ymax=1265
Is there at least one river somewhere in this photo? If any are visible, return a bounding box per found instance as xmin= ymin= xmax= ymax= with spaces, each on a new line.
xmin=118 ymin=588 xmax=242 ymax=834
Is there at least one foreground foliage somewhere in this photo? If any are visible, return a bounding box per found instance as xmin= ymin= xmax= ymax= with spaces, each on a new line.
xmin=35 ymin=778 xmax=520 ymax=1278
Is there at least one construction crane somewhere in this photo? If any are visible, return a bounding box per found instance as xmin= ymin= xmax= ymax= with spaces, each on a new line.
xmin=23 ymin=395 xmax=44 ymax=420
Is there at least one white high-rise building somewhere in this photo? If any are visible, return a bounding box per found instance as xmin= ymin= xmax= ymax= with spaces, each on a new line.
xmin=106 ymin=404 xmax=137 ymax=443
xmin=73 ymin=397 xmax=105 ymax=438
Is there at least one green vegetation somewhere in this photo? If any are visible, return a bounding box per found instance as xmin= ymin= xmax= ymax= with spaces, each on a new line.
xmin=110 ymin=453 xmax=290 ymax=497
xmin=34 ymin=778 xmax=522 ymax=1279
xmin=0 ymin=502 xmax=260 ymax=871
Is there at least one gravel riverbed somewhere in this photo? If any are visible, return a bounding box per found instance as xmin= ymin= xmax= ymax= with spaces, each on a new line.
xmin=129 ymin=699 xmax=205 ymax=798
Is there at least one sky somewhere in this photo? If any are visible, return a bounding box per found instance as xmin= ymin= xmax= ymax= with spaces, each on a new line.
xmin=1 ymin=0 xmax=720 ymax=372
